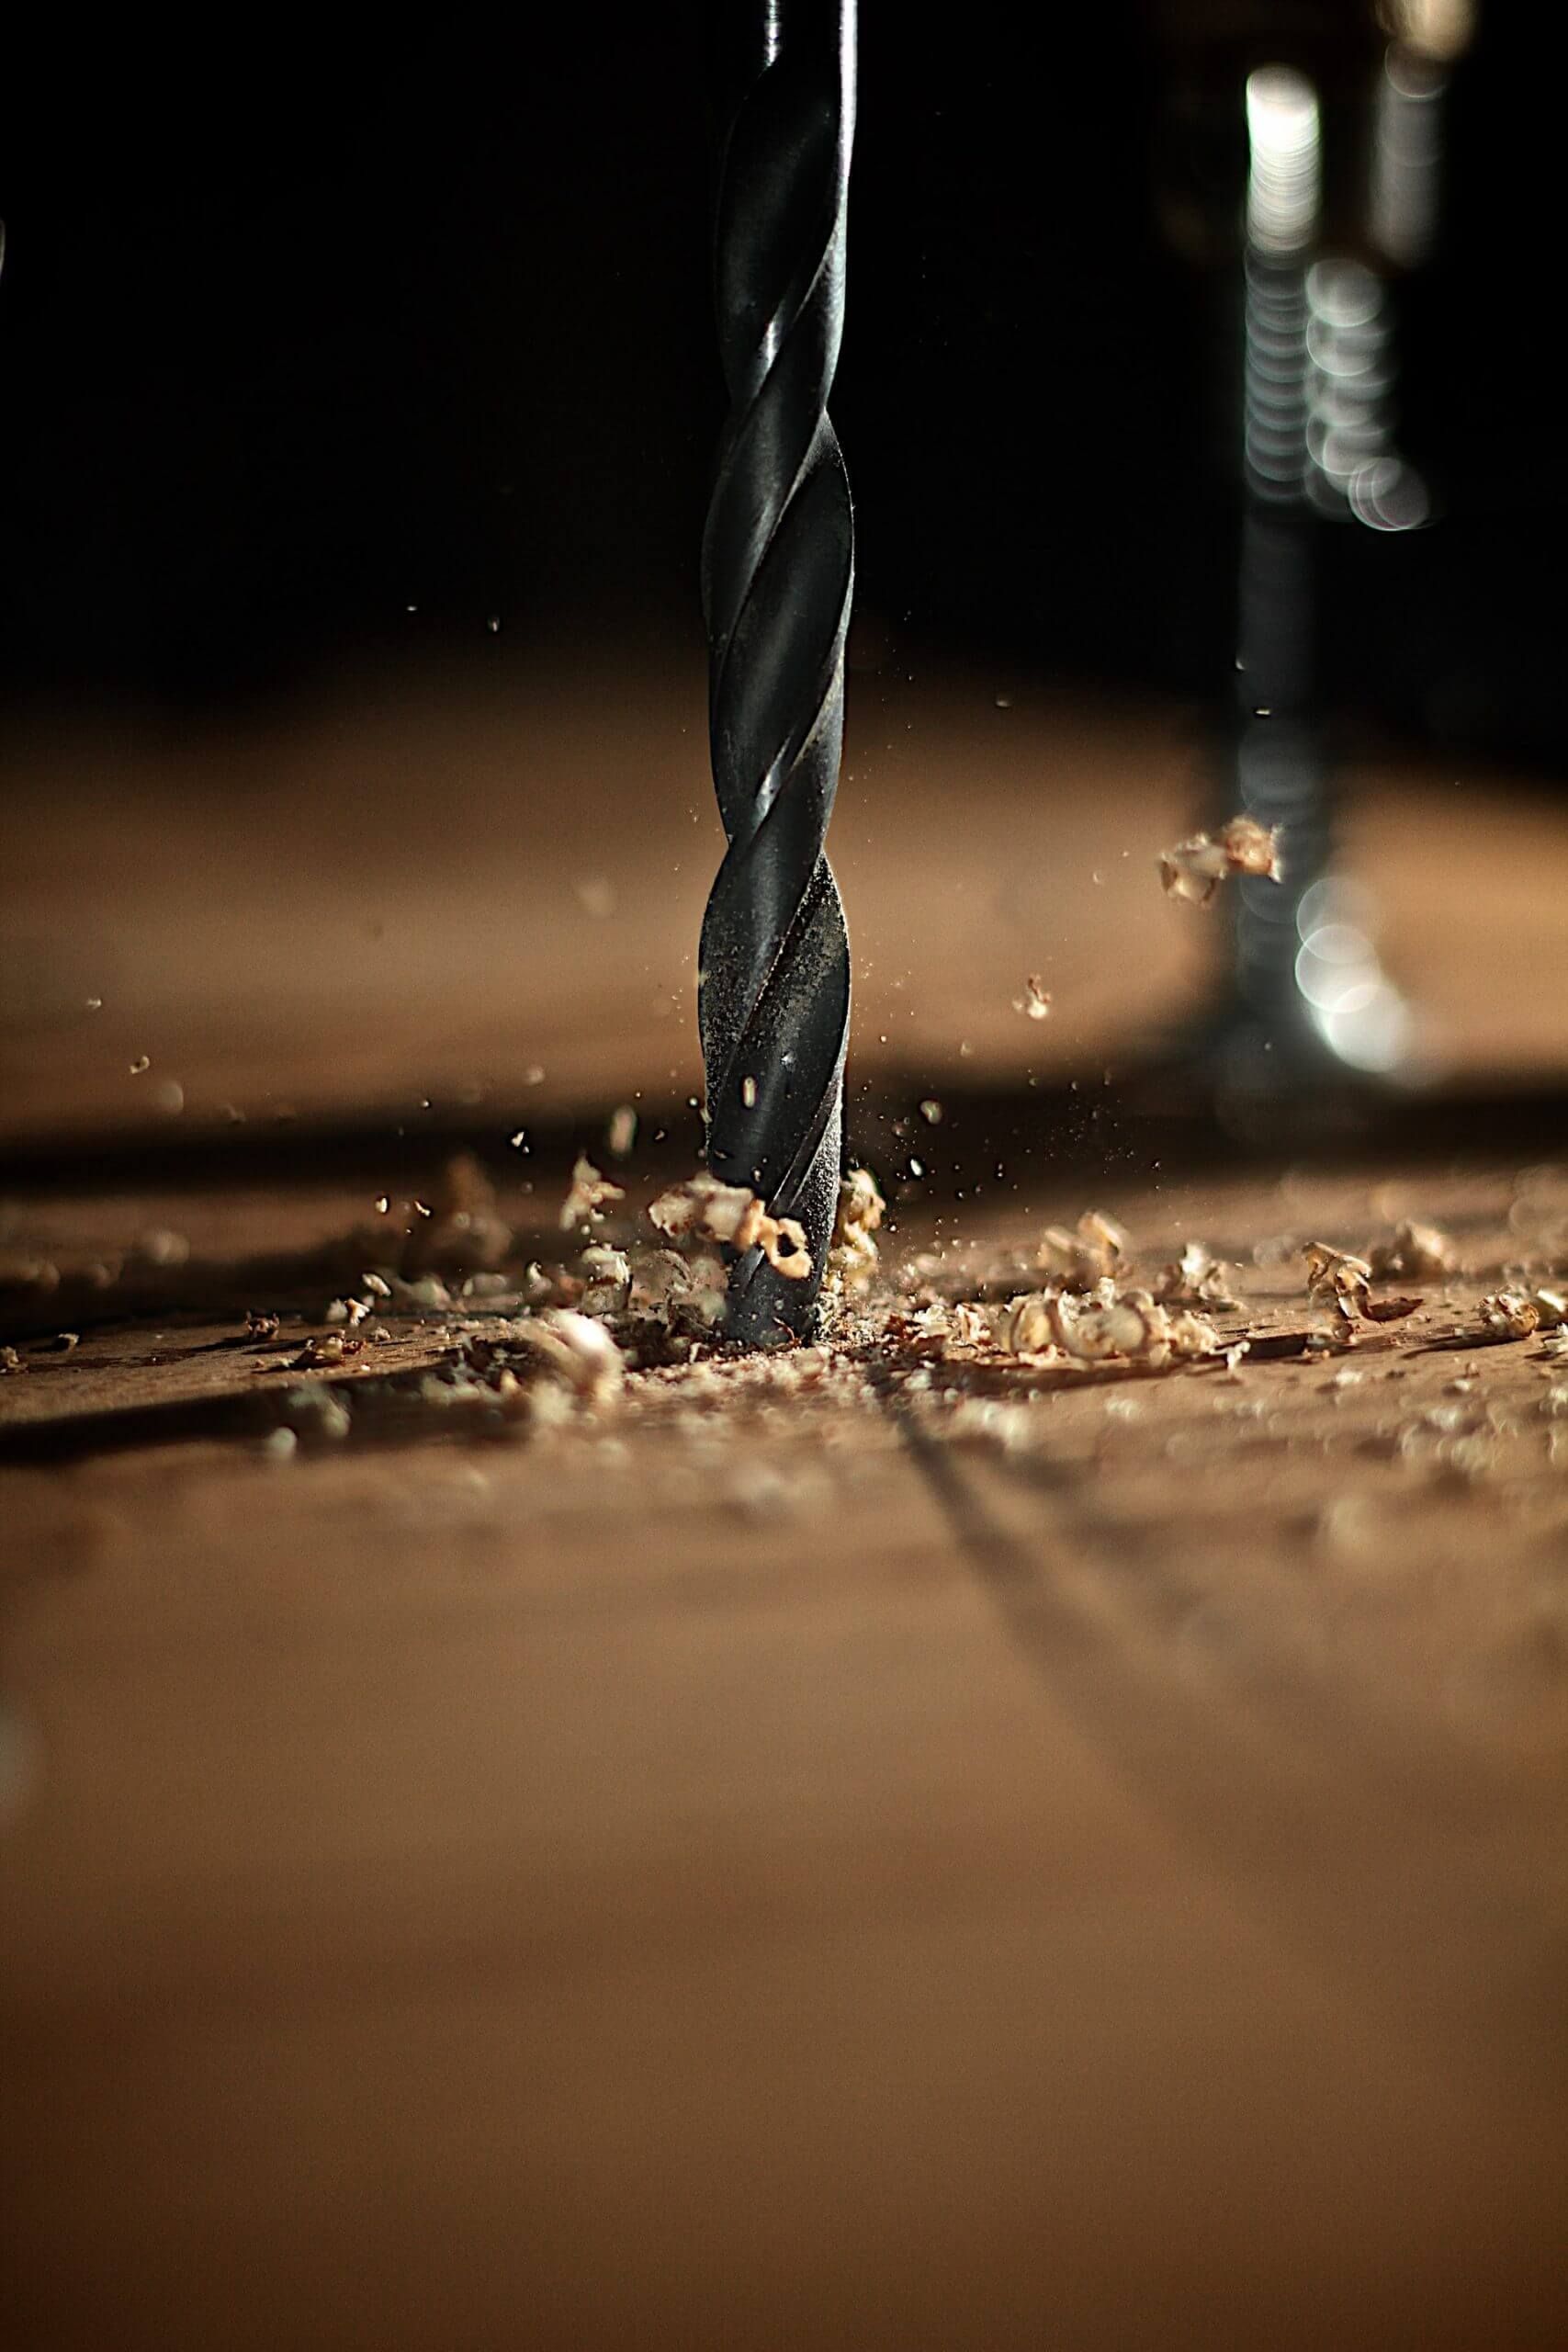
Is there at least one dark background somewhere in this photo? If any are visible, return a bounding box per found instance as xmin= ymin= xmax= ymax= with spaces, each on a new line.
xmin=0 ymin=6 xmax=1561 ymax=773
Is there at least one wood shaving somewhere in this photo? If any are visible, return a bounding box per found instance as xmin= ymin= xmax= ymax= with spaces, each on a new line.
xmin=1152 ymin=1240 xmax=1240 ymax=1311
xmin=994 ymin=1283 xmax=1217 ymax=1368
xmin=287 ymin=1333 xmax=364 ymax=1371
xmin=1367 ymin=1220 xmax=1458 ymax=1281
xmin=618 ymin=1245 xmax=726 ymax=1333
xmin=827 ymin=1168 xmax=886 ymax=1295
xmin=1478 ymin=1291 xmax=1541 ymax=1340
xmin=1037 ymin=1210 xmax=1130 ymax=1286
xmin=1159 ymin=814 xmax=1282 ymax=907
xmin=950 ymin=1302 xmax=992 ymax=1349
xmin=0 ymin=1346 xmax=24 ymax=1374
xmin=578 ymin=1246 xmax=632 ymax=1317
xmin=605 ymin=1104 xmax=637 ymax=1158
xmin=1359 ymin=1294 xmax=1423 ymax=1324
xmin=1303 ymin=1240 xmax=1373 ymax=1317
xmin=243 ymin=1310 xmax=281 ymax=1343
xmin=1012 ymin=975 xmax=1053 ymax=1021
xmin=324 ymin=1296 xmax=372 ymax=1328
xmin=559 ymin=1155 xmax=626 ymax=1233
xmin=648 ymin=1173 xmax=811 ymax=1280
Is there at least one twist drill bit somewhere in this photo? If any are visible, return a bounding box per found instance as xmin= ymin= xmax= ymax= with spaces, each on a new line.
xmin=699 ymin=0 xmax=856 ymax=1347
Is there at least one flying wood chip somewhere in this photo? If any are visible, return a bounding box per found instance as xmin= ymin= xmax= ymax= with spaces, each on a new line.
xmin=1159 ymin=815 xmax=1282 ymax=908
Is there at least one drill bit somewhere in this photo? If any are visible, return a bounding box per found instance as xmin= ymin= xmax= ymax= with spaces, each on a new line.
xmin=699 ymin=0 xmax=856 ymax=1346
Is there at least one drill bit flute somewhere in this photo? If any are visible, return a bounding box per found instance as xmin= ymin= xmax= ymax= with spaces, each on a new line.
xmin=699 ymin=0 xmax=856 ymax=1345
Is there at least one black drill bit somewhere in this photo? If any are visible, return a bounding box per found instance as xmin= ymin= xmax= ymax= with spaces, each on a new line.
xmin=699 ymin=0 xmax=856 ymax=1347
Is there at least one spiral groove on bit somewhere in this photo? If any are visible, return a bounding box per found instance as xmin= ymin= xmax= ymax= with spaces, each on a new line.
xmin=699 ymin=0 xmax=856 ymax=1346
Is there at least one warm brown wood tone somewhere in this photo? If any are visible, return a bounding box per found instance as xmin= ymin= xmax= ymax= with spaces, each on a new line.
xmin=3 ymin=672 xmax=1566 ymax=2348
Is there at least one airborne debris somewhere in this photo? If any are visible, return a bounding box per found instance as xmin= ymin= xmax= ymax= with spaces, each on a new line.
xmin=827 ymin=1167 xmax=886 ymax=1296
xmin=559 ymin=1155 xmax=626 ymax=1233
xmin=1037 ymin=1209 xmax=1130 ymax=1286
xmin=648 ymin=1172 xmax=811 ymax=1279
xmin=605 ymin=1104 xmax=637 ymax=1159
xmin=1159 ymin=814 xmax=1282 ymax=907
xmin=324 ymin=1296 xmax=372 ymax=1328
xmin=1012 ymin=975 xmax=1053 ymax=1021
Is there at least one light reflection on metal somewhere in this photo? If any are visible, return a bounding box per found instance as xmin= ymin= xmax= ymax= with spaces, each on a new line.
xmin=1371 ymin=45 xmax=1450 ymax=266
xmin=1245 ymin=67 xmax=1320 ymax=256
xmin=1227 ymin=69 xmax=1332 ymax=1064
xmin=1378 ymin=0 xmax=1475 ymax=65
xmin=1293 ymin=879 xmax=1416 ymax=1074
xmin=1304 ymin=258 xmax=1428 ymax=532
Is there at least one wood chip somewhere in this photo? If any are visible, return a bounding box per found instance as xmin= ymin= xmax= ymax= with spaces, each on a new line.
xmin=648 ymin=1173 xmax=811 ymax=1280
xmin=1158 ymin=814 xmax=1281 ymax=907
xmin=559 ymin=1155 xmax=626 ymax=1233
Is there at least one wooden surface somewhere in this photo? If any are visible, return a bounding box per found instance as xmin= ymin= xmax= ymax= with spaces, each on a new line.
xmin=3 ymin=668 xmax=1568 ymax=2349
xmin=4 ymin=656 xmax=1568 ymax=1154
